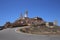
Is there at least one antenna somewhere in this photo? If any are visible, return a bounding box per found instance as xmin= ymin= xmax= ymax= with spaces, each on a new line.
xmin=20 ymin=12 xmax=23 ymax=19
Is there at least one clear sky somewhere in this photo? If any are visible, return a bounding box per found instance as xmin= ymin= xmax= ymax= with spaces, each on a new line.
xmin=0 ymin=0 xmax=60 ymax=26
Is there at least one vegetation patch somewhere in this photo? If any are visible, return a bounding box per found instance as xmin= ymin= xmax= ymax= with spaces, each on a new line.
xmin=20 ymin=24 xmax=60 ymax=35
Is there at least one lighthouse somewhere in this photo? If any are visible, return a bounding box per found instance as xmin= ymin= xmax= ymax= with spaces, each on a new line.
xmin=24 ymin=10 xmax=28 ymax=17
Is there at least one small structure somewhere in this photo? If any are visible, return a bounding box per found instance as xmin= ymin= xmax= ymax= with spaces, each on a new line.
xmin=46 ymin=22 xmax=57 ymax=28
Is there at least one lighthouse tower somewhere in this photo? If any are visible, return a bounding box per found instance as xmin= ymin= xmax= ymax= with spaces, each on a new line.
xmin=24 ymin=10 xmax=28 ymax=17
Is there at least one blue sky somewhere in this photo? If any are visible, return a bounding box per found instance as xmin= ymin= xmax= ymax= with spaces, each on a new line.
xmin=0 ymin=0 xmax=60 ymax=26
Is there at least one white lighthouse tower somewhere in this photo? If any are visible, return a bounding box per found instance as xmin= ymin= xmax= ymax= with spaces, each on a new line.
xmin=24 ymin=10 xmax=28 ymax=17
